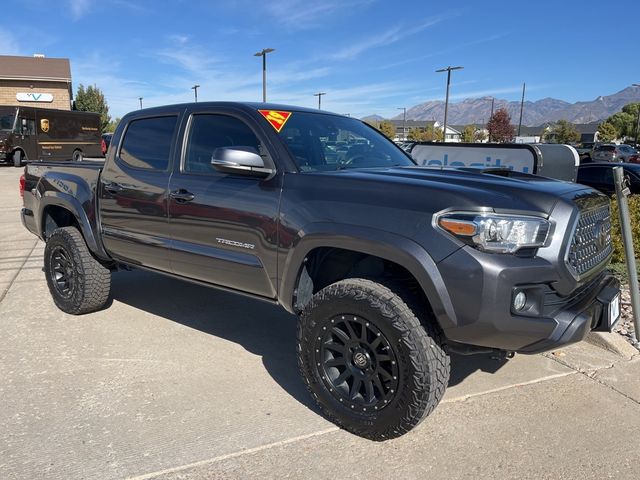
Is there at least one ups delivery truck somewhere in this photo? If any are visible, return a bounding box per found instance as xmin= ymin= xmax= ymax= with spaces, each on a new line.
xmin=0 ymin=106 xmax=102 ymax=166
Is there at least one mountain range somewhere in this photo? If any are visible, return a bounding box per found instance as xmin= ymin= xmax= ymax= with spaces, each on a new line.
xmin=367 ymin=86 xmax=640 ymax=126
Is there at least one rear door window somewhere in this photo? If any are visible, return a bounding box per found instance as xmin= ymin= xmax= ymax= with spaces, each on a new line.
xmin=595 ymin=145 xmax=615 ymax=152
xmin=577 ymin=167 xmax=601 ymax=182
xmin=119 ymin=116 xmax=178 ymax=170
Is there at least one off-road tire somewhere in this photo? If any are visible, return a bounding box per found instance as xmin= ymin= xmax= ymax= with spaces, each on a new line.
xmin=297 ymin=278 xmax=450 ymax=441
xmin=44 ymin=227 xmax=111 ymax=314
xmin=13 ymin=150 xmax=22 ymax=167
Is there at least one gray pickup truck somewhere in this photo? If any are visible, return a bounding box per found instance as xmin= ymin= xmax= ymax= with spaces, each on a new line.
xmin=20 ymin=102 xmax=620 ymax=440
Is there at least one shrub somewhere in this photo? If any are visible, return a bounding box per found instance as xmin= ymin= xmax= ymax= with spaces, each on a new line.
xmin=610 ymin=195 xmax=640 ymax=264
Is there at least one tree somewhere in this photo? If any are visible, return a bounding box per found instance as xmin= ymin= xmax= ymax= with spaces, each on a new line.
xmin=428 ymin=125 xmax=444 ymax=142
xmin=407 ymin=127 xmax=424 ymax=141
xmin=605 ymin=103 xmax=640 ymax=139
xmin=487 ymin=108 xmax=514 ymax=143
xmin=461 ymin=125 xmax=476 ymax=143
xmin=105 ymin=117 xmax=121 ymax=133
xmin=545 ymin=120 xmax=580 ymax=144
xmin=75 ymin=84 xmax=111 ymax=132
xmin=407 ymin=125 xmax=443 ymax=142
xmin=597 ymin=122 xmax=619 ymax=143
xmin=364 ymin=119 xmax=397 ymax=140
xmin=379 ymin=120 xmax=397 ymax=140
xmin=474 ymin=128 xmax=488 ymax=143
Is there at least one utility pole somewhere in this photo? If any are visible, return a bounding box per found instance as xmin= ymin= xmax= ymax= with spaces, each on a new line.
xmin=488 ymin=97 xmax=494 ymax=142
xmin=314 ymin=92 xmax=326 ymax=110
xmin=518 ymin=82 xmax=526 ymax=137
xmin=191 ymin=84 xmax=200 ymax=102
xmin=436 ymin=66 xmax=464 ymax=143
xmin=139 ymin=97 xmax=143 ymax=109
xmin=254 ymin=48 xmax=275 ymax=102
xmin=397 ymin=107 xmax=407 ymax=140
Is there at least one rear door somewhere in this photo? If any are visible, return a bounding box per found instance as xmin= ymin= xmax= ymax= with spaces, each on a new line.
xmin=99 ymin=113 xmax=180 ymax=271
xmin=167 ymin=107 xmax=281 ymax=297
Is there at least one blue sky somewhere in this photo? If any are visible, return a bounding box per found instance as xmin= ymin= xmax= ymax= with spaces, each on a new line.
xmin=2 ymin=0 xmax=639 ymax=119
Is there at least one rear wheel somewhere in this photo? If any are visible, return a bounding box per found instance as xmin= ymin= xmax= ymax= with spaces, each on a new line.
xmin=44 ymin=227 xmax=111 ymax=314
xmin=13 ymin=150 xmax=22 ymax=167
xmin=72 ymin=149 xmax=83 ymax=162
xmin=297 ymin=278 xmax=450 ymax=440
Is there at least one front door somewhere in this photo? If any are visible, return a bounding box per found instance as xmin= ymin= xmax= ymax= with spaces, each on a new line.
xmin=17 ymin=108 xmax=37 ymax=159
xmin=168 ymin=110 xmax=281 ymax=298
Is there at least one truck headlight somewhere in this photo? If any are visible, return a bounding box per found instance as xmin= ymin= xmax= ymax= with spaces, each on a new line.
xmin=436 ymin=212 xmax=550 ymax=253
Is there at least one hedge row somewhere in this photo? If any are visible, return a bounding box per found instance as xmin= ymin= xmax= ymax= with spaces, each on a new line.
xmin=610 ymin=195 xmax=640 ymax=264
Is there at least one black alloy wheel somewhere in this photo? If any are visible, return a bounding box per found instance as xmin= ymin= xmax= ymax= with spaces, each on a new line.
xmin=315 ymin=314 xmax=399 ymax=411
xmin=49 ymin=245 xmax=75 ymax=298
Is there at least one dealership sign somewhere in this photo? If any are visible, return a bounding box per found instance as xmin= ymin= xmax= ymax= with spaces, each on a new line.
xmin=16 ymin=92 xmax=54 ymax=103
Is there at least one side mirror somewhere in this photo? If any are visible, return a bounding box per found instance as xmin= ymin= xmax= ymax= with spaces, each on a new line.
xmin=211 ymin=146 xmax=274 ymax=178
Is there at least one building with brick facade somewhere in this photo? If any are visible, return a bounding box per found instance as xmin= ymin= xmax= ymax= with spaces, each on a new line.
xmin=0 ymin=55 xmax=72 ymax=111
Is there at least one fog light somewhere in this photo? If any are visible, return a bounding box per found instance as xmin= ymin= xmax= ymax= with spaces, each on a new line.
xmin=513 ymin=291 xmax=527 ymax=311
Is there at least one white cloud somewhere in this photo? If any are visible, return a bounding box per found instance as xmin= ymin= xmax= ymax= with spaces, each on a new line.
xmin=68 ymin=0 xmax=91 ymax=20
xmin=72 ymin=52 xmax=151 ymax=118
xmin=264 ymin=0 xmax=374 ymax=30
xmin=0 ymin=27 xmax=23 ymax=55
xmin=374 ymin=32 xmax=509 ymax=70
xmin=448 ymin=85 xmax=529 ymax=101
xmin=331 ymin=14 xmax=452 ymax=61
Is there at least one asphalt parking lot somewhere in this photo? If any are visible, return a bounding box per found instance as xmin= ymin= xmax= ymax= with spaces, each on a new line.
xmin=1 ymin=165 xmax=639 ymax=480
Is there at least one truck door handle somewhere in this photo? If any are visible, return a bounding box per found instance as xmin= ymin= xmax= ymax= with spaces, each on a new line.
xmin=169 ymin=189 xmax=195 ymax=203
xmin=103 ymin=182 xmax=123 ymax=194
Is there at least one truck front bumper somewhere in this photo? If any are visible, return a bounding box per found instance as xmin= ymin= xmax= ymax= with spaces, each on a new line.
xmin=436 ymin=246 xmax=621 ymax=354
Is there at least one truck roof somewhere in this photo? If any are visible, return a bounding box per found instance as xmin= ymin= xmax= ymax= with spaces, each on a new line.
xmin=124 ymin=101 xmax=343 ymax=117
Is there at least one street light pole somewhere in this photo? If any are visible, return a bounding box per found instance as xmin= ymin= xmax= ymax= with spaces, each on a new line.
xmin=139 ymin=97 xmax=143 ymax=109
xmin=191 ymin=84 xmax=200 ymax=102
xmin=488 ymin=97 xmax=495 ymax=142
xmin=517 ymin=82 xmax=526 ymax=137
xmin=633 ymin=84 xmax=640 ymax=145
xmin=397 ymin=107 xmax=407 ymax=140
xmin=254 ymin=48 xmax=275 ymax=102
xmin=436 ymin=66 xmax=463 ymax=143
xmin=314 ymin=92 xmax=326 ymax=110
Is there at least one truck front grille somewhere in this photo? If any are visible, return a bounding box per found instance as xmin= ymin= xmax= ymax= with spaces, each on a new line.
xmin=566 ymin=203 xmax=612 ymax=278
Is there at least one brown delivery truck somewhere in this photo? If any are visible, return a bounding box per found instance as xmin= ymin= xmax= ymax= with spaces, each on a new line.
xmin=0 ymin=106 xmax=101 ymax=166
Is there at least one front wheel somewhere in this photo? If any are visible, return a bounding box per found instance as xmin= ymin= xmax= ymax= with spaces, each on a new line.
xmin=297 ymin=278 xmax=450 ymax=440
xmin=72 ymin=149 xmax=83 ymax=162
xmin=44 ymin=227 xmax=111 ymax=314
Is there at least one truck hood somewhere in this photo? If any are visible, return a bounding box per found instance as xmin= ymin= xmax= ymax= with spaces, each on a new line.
xmin=324 ymin=166 xmax=595 ymax=215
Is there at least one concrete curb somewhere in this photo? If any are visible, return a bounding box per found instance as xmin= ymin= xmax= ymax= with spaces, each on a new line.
xmin=586 ymin=331 xmax=639 ymax=359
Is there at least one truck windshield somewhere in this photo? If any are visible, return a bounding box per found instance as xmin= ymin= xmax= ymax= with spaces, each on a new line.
xmin=275 ymin=112 xmax=415 ymax=172
xmin=0 ymin=113 xmax=15 ymax=131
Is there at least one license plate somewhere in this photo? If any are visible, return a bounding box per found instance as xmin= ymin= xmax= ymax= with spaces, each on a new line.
xmin=610 ymin=293 xmax=621 ymax=328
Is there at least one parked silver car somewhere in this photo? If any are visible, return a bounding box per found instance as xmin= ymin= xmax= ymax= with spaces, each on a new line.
xmin=591 ymin=143 xmax=637 ymax=162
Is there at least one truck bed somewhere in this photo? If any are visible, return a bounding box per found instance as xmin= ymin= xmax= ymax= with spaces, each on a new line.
xmin=22 ymin=160 xmax=105 ymax=251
